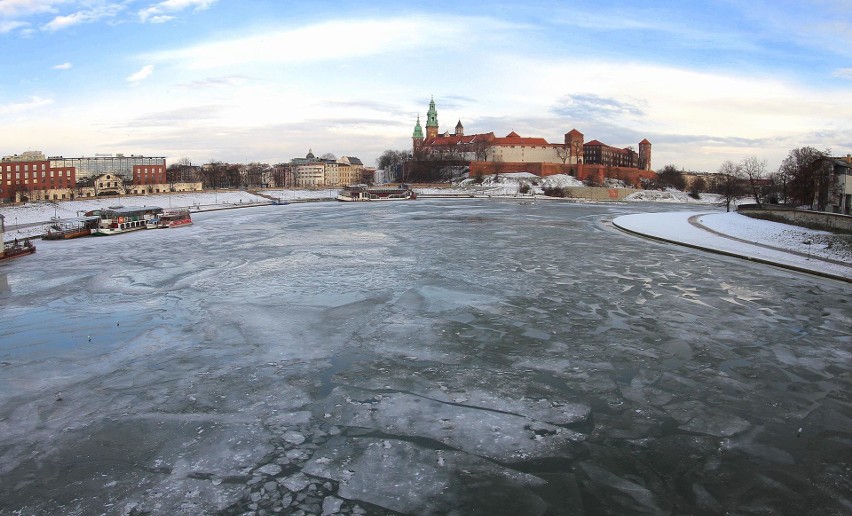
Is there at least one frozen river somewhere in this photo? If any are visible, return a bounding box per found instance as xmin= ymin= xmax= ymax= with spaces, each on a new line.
xmin=1 ymin=199 xmax=850 ymax=515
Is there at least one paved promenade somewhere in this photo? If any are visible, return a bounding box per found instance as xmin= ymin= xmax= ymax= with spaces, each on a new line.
xmin=612 ymin=211 xmax=852 ymax=282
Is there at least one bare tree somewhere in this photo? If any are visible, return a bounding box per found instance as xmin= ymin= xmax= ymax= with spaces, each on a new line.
xmin=657 ymin=164 xmax=687 ymax=190
xmin=555 ymin=145 xmax=570 ymax=164
xmin=740 ymin=156 xmax=767 ymax=207
xmin=470 ymin=141 xmax=490 ymax=162
xmin=377 ymin=150 xmax=413 ymax=183
xmin=777 ymin=147 xmax=832 ymax=210
xmin=491 ymin=156 xmax=505 ymax=180
xmin=716 ymin=160 xmax=745 ymax=212
xmin=690 ymin=176 xmax=707 ymax=199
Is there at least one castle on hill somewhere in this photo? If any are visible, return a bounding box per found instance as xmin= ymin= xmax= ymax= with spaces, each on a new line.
xmin=411 ymin=97 xmax=655 ymax=186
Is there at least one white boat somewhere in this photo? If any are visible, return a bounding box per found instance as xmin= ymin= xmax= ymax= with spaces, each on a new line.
xmin=337 ymin=184 xmax=417 ymax=202
xmin=90 ymin=206 xmax=163 ymax=236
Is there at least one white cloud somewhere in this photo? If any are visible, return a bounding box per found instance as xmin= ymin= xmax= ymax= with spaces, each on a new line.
xmin=147 ymin=15 xmax=481 ymax=69
xmin=53 ymin=61 xmax=72 ymax=70
xmin=42 ymin=3 xmax=124 ymax=31
xmin=0 ymin=96 xmax=54 ymax=116
xmin=832 ymin=68 xmax=852 ymax=80
xmin=138 ymin=0 xmax=216 ymax=23
xmin=0 ymin=0 xmax=66 ymax=18
xmin=127 ymin=64 xmax=154 ymax=82
xmin=0 ymin=19 xmax=28 ymax=33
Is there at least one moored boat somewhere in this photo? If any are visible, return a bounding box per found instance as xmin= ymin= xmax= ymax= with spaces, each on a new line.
xmin=337 ymin=184 xmax=417 ymax=202
xmin=44 ymin=216 xmax=101 ymax=240
xmin=89 ymin=206 xmax=163 ymax=236
xmin=1 ymin=239 xmax=35 ymax=261
xmin=0 ymin=213 xmax=36 ymax=261
xmin=147 ymin=208 xmax=192 ymax=229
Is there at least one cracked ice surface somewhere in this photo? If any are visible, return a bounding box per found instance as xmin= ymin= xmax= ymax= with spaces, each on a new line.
xmin=303 ymin=437 xmax=548 ymax=515
xmin=1 ymin=200 xmax=850 ymax=515
xmin=318 ymin=388 xmax=584 ymax=463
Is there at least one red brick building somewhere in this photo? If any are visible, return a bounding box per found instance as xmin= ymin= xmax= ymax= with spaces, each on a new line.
xmin=1 ymin=152 xmax=76 ymax=201
xmin=132 ymin=163 xmax=167 ymax=185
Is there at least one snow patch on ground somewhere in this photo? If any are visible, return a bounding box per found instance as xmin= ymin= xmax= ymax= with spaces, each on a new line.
xmin=455 ymin=173 xmax=585 ymax=196
xmin=625 ymin=189 xmax=722 ymax=204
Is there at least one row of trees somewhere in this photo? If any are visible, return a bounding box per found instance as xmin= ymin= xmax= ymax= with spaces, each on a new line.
xmin=378 ymin=145 xmax=842 ymax=212
xmin=377 ymin=149 xmax=470 ymax=183
xmin=166 ymin=159 xmax=291 ymax=190
xmin=634 ymin=146 xmax=840 ymax=212
xmin=714 ymin=147 xmax=838 ymax=212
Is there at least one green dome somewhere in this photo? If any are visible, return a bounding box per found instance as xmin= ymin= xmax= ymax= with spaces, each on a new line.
xmin=412 ymin=115 xmax=423 ymax=139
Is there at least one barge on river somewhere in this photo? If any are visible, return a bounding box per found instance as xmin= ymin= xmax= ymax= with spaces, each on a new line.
xmin=88 ymin=206 xmax=163 ymax=236
xmin=1 ymin=239 xmax=35 ymax=261
xmin=0 ymin=213 xmax=36 ymax=261
xmin=336 ymin=184 xmax=416 ymax=202
xmin=146 ymin=208 xmax=193 ymax=229
xmin=44 ymin=216 xmax=101 ymax=240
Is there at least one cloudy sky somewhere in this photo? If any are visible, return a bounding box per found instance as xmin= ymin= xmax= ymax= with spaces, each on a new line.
xmin=1 ymin=0 xmax=850 ymax=172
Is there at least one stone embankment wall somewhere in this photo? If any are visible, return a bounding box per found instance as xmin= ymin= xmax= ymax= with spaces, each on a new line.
xmin=562 ymin=187 xmax=640 ymax=200
xmin=738 ymin=205 xmax=852 ymax=232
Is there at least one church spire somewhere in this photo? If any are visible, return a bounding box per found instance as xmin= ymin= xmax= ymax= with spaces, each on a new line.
xmin=412 ymin=114 xmax=423 ymax=139
xmin=425 ymin=96 xmax=438 ymax=139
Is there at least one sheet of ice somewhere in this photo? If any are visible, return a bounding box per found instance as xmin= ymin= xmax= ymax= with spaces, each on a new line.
xmin=303 ymin=436 xmax=549 ymax=515
xmin=318 ymin=388 xmax=583 ymax=463
xmin=1 ymin=200 xmax=849 ymax=515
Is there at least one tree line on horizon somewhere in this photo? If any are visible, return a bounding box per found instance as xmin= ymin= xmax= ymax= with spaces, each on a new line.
xmin=655 ymin=147 xmax=841 ymax=212
xmin=377 ymin=146 xmax=843 ymax=212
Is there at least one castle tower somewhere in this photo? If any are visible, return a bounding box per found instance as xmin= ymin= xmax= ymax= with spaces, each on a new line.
xmin=565 ymin=129 xmax=584 ymax=164
xmin=412 ymin=115 xmax=424 ymax=153
xmin=638 ymin=139 xmax=652 ymax=171
xmin=425 ymin=97 xmax=439 ymax=139
xmin=455 ymin=120 xmax=464 ymax=137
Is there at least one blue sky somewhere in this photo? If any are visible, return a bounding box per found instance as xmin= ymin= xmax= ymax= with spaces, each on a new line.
xmin=1 ymin=0 xmax=850 ymax=172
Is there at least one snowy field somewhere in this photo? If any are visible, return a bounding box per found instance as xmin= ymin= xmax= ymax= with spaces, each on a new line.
xmin=1 ymin=200 xmax=849 ymax=514
xmin=0 ymin=189 xmax=335 ymax=241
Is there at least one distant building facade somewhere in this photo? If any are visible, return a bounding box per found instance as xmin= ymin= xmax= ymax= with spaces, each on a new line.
xmin=411 ymin=98 xmax=654 ymax=186
xmin=1 ymin=150 xmax=170 ymax=202
xmin=1 ymin=151 xmax=76 ymax=202
xmin=828 ymin=154 xmax=852 ymax=215
xmin=48 ymin=154 xmax=166 ymax=180
xmin=289 ymin=150 xmax=368 ymax=187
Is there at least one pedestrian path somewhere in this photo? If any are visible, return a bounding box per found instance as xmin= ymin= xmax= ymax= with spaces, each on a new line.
xmin=612 ymin=211 xmax=851 ymax=282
